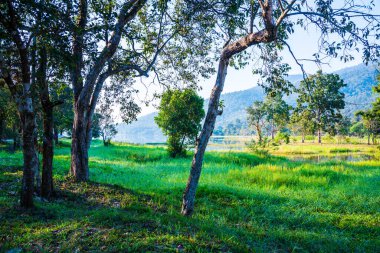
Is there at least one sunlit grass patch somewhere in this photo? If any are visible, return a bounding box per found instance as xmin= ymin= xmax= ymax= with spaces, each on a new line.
xmin=0 ymin=141 xmax=379 ymax=252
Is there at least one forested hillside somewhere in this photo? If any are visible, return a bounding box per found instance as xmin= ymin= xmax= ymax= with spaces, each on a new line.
xmin=115 ymin=64 xmax=379 ymax=143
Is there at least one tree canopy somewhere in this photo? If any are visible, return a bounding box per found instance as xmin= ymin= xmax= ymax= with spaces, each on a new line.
xmin=155 ymin=88 xmax=205 ymax=157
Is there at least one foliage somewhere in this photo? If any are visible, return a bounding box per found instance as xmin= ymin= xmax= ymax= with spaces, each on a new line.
xmin=95 ymin=90 xmax=119 ymax=146
xmin=294 ymin=71 xmax=346 ymax=142
xmin=155 ymin=89 xmax=204 ymax=157
xmin=355 ymin=110 xmax=380 ymax=144
xmin=52 ymin=83 xmax=74 ymax=137
xmin=246 ymin=137 xmax=270 ymax=156
xmin=350 ymin=121 xmax=367 ymax=138
xmin=247 ymin=94 xmax=291 ymax=141
xmin=0 ymin=85 xmax=18 ymax=143
xmin=246 ymin=101 xmax=267 ymax=142
xmin=264 ymin=94 xmax=291 ymax=139
xmin=274 ymin=131 xmax=290 ymax=144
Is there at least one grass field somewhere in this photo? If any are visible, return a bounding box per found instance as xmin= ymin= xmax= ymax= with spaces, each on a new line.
xmin=0 ymin=141 xmax=379 ymax=252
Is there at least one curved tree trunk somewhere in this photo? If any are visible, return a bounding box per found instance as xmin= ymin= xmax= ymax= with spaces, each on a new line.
xmin=181 ymin=57 xmax=229 ymax=216
xmin=181 ymin=0 xmax=278 ymax=214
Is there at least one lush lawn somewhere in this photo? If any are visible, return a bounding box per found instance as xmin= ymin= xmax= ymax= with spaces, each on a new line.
xmin=0 ymin=141 xmax=379 ymax=252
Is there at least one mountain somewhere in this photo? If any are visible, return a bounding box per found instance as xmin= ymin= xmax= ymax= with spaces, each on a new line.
xmin=114 ymin=64 xmax=379 ymax=143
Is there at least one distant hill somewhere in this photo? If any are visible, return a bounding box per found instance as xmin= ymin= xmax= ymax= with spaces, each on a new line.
xmin=115 ymin=64 xmax=379 ymax=143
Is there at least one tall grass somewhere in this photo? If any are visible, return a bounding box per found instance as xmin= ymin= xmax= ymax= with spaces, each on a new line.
xmin=0 ymin=141 xmax=379 ymax=252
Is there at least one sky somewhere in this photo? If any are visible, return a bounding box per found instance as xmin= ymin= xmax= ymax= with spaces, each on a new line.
xmin=125 ymin=2 xmax=380 ymax=118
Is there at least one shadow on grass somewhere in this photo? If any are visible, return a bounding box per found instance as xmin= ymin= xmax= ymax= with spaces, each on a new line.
xmin=1 ymin=165 xmax=379 ymax=252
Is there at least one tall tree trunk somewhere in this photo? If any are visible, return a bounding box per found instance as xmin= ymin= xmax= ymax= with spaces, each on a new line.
xmin=318 ymin=128 xmax=322 ymax=144
xmin=38 ymin=45 xmax=55 ymax=199
xmin=41 ymin=105 xmax=54 ymax=198
xmin=33 ymin=131 xmax=41 ymax=196
xmin=181 ymin=57 xmax=229 ymax=216
xmin=181 ymin=10 xmax=277 ymax=214
xmin=1 ymin=0 xmax=39 ymax=208
xmin=20 ymin=109 xmax=39 ymax=208
xmin=70 ymin=104 xmax=89 ymax=181
xmin=257 ymin=127 xmax=262 ymax=143
xmin=301 ymin=132 xmax=305 ymax=143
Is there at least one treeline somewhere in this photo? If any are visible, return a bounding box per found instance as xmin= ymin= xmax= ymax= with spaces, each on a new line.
xmin=1 ymin=0 xmax=379 ymax=215
xmin=245 ymin=71 xmax=380 ymax=145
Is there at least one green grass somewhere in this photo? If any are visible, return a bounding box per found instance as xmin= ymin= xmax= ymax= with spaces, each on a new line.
xmin=0 ymin=141 xmax=379 ymax=252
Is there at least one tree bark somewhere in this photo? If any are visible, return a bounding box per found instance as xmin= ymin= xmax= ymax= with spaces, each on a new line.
xmin=12 ymin=122 xmax=19 ymax=152
xmin=41 ymin=105 xmax=54 ymax=198
xmin=318 ymin=128 xmax=322 ymax=144
xmin=256 ymin=126 xmax=262 ymax=143
xmin=70 ymin=104 xmax=89 ymax=181
xmin=53 ymin=126 xmax=59 ymax=145
xmin=181 ymin=57 xmax=229 ymax=216
xmin=38 ymin=46 xmax=55 ymax=199
xmin=271 ymin=124 xmax=275 ymax=140
xmin=301 ymin=132 xmax=305 ymax=143
xmin=20 ymin=110 xmax=39 ymax=208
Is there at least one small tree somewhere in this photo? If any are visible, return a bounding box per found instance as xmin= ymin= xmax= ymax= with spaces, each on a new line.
xmin=246 ymin=101 xmax=267 ymax=143
xmin=350 ymin=121 xmax=366 ymax=139
xmin=155 ymin=89 xmax=204 ymax=157
xmin=295 ymin=71 xmax=346 ymax=143
xmin=290 ymin=109 xmax=316 ymax=143
xmin=98 ymin=112 xmax=118 ymax=147
xmin=93 ymin=91 xmax=119 ymax=146
xmin=355 ymin=110 xmax=380 ymax=145
xmin=264 ymin=94 xmax=291 ymax=140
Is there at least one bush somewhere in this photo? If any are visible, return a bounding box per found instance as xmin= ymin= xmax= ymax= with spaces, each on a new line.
xmin=322 ymin=134 xmax=335 ymax=143
xmin=274 ymin=131 xmax=290 ymax=144
xmin=246 ymin=138 xmax=270 ymax=156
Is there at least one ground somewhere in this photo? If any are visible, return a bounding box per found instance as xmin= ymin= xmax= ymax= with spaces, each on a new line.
xmin=0 ymin=141 xmax=379 ymax=252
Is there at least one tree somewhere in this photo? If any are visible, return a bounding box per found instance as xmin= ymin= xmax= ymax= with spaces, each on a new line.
xmin=264 ymin=94 xmax=291 ymax=140
xmin=350 ymin=121 xmax=366 ymax=139
xmin=63 ymin=0 xmax=215 ymax=181
xmin=355 ymin=110 xmax=380 ymax=145
xmin=182 ymin=0 xmax=380 ymax=215
xmin=336 ymin=116 xmax=352 ymax=136
xmin=1 ymin=0 xmax=77 ymax=204
xmin=96 ymin=96 xmax=118 ymax=146
xmin=0 ymin=1 xmax=41 ymax=208
xmin=246 ymin=101 xmax=267 ymax=143
xmin=295 ymin=71 xmax=346 ymax=144
xmin=155 ymin=88 xmax=205 ymax=157
xmin=290 ymin=109 xmax=315 ymax=143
